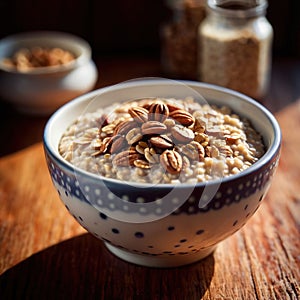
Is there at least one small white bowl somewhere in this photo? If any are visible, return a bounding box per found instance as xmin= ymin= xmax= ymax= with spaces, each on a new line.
xmin=44 ymin=79 xmax=281 ymax=267
xmin=0 ymin=31 xmax=98 ymax=115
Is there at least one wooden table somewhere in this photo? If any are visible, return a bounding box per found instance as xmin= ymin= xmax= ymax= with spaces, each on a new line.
xmin=0 ymin=57 xmax=299 ymax=299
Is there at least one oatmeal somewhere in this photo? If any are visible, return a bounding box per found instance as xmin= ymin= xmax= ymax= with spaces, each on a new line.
xmin=59 ymin=97 xmax=265 ymax=184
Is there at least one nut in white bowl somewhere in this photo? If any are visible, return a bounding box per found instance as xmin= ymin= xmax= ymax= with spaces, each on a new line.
xmin=0 ymin=31 xmax=98 ymax=115
xmin=43 ymin=79 xmax=281 ymax=267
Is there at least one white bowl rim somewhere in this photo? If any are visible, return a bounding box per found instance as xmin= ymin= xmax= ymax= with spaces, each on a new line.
xmin=0 ymin=30 xmax=92 ymax=74
xmin=44 ymin=79 xmax=282 ymax=189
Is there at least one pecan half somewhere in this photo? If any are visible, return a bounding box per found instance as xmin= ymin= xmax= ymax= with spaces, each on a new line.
xmin=141 ymin=121 xmax=167 ymax=135
xmin=91 ymin=138 xmax=102 ymax=150
xmin=112 ymin=148 xmax=141 ymax=167
xmin=110 ymin=134 xmax=126 ymax=154
xmin=171 ymin=125 xmax=195 ymax=144
xmin=113 ymin=119 xmax=137 ymax=136
xmin=101 ymin=124 xmax=116 ymax=135
xmin=126 ymin=128 xmax=143 ymax=145
xmin=160 ymin=150 xmax=183 ymax=175
xmin=169 ymin=110 xmax=195 ymax=126
xmin=163 ymin=118 xmax=176 ymax=129
xmin=148 ymin=102 xmax=169 ymax=122
xmin=134 ymin=159 xmax=151 ymax=169
xmin=128 ymin=106 xmax=148 ymax=123
xmin=94 ymin=135 xmax=126 ymax=155
xmin=181 ymin=141 xmax=205 ymax=161
xmin=98 ymin=137 xmax=112 ymax=154
xmin=135 ymin=141 xmax=148 ymax=154
xmin=205 ymin=145 xmax=219 ymax=158
xmin=166 ymin=101 xmax=184 ymax=112
xmin=150 ymin=135 xmax=173 ymax=149
xmin=144 ymin=147 xmax=159 ymax=164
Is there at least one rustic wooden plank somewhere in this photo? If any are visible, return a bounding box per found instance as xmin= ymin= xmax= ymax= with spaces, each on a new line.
xmin=0 ymin=144 xmax=85 ymax=275
xmin=0 ymin=101 xmax=299 ymax=299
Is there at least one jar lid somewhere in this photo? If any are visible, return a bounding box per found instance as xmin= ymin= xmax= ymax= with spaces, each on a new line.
xmin=207 ymin=0 xmax=268 ymax=18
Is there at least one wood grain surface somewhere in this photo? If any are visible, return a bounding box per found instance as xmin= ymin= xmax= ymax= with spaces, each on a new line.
xmin=0 ymin=101 xmax=299 ymax=300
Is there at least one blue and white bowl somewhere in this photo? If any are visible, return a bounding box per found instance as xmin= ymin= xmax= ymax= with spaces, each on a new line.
xmin=43 ymin=79 xmax=281 ymax=267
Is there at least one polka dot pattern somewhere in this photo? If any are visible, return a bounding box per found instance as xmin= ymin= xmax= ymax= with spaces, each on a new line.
xmin=57 ymin=183 xmax=213 ymax=256
xmin=95 ymin=224 xmax=207 ymax=256
xmin=46 ymin=151 xmax=279 ymax=217
xmin=60 ymin=185 xmax=265 ymax=257
xmin=59 ymin=177 xmax=268 ymax=257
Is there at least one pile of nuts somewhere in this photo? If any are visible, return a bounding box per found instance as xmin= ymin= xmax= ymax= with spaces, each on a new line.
xmin=94 ymin=100 xmax=201 ymax=175
xmin=2 ymin=47 xmax=75 ymax=71
xmin=76 ymin=97 xmax=264 ymax=181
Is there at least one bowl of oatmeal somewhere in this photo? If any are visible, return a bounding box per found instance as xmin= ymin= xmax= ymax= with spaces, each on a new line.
xmin=43 ymin=79 xmax=281 ymax=267
xmin=0 ymin=31 xmax=98 ymax=115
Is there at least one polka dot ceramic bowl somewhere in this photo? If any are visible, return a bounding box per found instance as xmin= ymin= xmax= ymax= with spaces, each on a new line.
xmin=43 ymin=79 xmax=281 ymax=267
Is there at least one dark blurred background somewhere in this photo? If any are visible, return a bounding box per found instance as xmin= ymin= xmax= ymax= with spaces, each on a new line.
xmin=0 ymin=0 xmax=299 ymax=60
xmin=0 ymin=0 xmax=299 ymax=157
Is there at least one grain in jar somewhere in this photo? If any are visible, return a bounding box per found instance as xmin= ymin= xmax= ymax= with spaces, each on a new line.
xmin=198 ymin=0 xmax=273 ymax=100
xmin=161 ymin=0 xmax=206 ymax=79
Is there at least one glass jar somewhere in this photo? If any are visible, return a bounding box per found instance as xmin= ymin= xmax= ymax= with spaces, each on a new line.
xmin=198 ymin=0 xmax=273 ymax=100
xmin=161 ymin=0 xmax=206 ymax=79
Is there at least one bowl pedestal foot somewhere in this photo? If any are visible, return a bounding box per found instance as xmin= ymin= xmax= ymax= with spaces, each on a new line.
xmin=105 ymin=242 xmax=216 ymax=268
